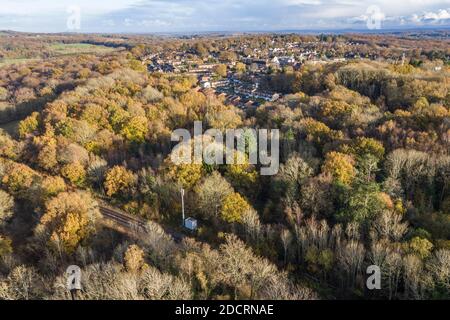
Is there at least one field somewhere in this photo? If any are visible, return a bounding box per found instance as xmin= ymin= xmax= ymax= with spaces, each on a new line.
xmin=0 ymin=58 xmax=39 ymax=67
xmin=48 ymin=43 xmax=119 ymax=56
xmin=0 ymin=43 xmax=119 ymax=67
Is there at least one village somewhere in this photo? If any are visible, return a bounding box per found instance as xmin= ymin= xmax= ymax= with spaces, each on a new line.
xmin=142 ymin=39 xmax=363 ymax=108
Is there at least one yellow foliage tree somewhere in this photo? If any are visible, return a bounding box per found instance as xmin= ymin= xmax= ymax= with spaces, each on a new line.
xmin=321 ymin=151 xmax=356 ymax=185
xmin=0 ymin=134 xmax=17 ymax=159
xmin=225 ymin=156 xmax=258 ymax=196
xmin=406 ymin=237 xmax=434 ymax=259
xmin=213 ymin=64 xmax=227 ymax=78
xmin=18 ymin=112 xmax=39 ymax=138
xmin=124 ymin=244 xmax=148 ymax=273
xmin=61 ymin=162 xmax=86 ymax=186
xmin=235 ymin=62 xmax=246 ymax=74
xmin=221 ymin=192 xmax=251 ymax=223
xmin=300 ymin=117 xmax=343 ymax=144
xmin=33 ymin=135 xmax=58 ymax=172
xmin=120 ymin=116 xmax=149 ymax=143
xmin=0 ymin=235 xmax=12 ymax=257
xmin=1 ymin=162 xmax=37 ymax=196
xmin=164 ymin=151 xmax=203 ymax=190
xmin=104 ymin=166 xmax=136 ymax=197
xmin=341 ymin=137 xmax=385 ymax=161
xmin=41 ymin=176 xmax=66 ymax=198
xmin=40 ymin=191 xmax=100 ymax=254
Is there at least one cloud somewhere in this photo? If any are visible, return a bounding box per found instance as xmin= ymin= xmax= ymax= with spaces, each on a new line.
xmin=1 ymin=0 xmax=450 ymax=32
xmin=348 ymin=7 xmax=450 ymax=28
xmin=416 ymin=8 xmax=450 ymax=21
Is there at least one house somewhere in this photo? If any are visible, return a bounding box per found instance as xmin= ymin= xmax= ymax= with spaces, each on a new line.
xmin=278 ymin=56 xmax=296 ymax=66
xmin=211 ymin=79 xmax=230 ymax=88
xmin=200 ymin=81 xmax=211 ymax=89
xmin=271 ymin=57 xmax=280 ymax=66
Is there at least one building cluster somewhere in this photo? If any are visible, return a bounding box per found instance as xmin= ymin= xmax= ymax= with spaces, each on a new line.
xmin=143 ymin=39 xmax=355 ymax=109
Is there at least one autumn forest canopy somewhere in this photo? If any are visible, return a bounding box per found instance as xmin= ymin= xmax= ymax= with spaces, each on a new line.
xmin=0 ymin=31 xmax=448 ymax=300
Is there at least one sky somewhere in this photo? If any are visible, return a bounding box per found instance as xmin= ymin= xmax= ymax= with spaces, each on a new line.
xmin=0 ymin=0 xmax=450 ymax=33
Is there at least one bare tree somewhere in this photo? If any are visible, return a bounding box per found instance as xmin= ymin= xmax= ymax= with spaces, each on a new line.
xmin=280 ymin=228 xmax=293 ymax=266
xmin=427 ymin=249 xmax=450 ymax=292
xmin=0 ymin=265 xmax=44 ymax=300
xmin=372 ymin=209 xmax=408 ymax=242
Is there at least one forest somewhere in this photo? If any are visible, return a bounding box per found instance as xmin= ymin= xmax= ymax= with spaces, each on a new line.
xmin=0 ymin=31 xmax=448 ymax=300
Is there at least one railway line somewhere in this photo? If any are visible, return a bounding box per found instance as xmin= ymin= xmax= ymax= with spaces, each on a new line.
xmin=99 ymin=205 xmax=185 ymax=242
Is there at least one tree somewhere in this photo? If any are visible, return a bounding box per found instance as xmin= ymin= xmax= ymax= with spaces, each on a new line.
xmin=32 ymin=125 xmax=58 ymax=172
xmin=0 ymin=190 xmax=14 ymax=225
xmin=0 ymin=235 xmax=12 ymax=257
xmin=0 ymin=265 xmax=43 ymax=300
xmin=219 ymin=51 xmax=237 ymax=62
xmin=213 ymin=64 xmax=227 ymax=78
xmin=221 ymin=192 xmax=251 ymax=223
xmin=164 ymin=162 xmax=203 ymax=190
xmin=218 ymin=234 xmax=255 ymax=299
xmin=0 ymin=134 xmax=17 ymax=160
xmin=274 ymin=153 xmax=313 ymax=201
xmin=120 ymin=116 xmax=149 ymax=143
xmin=300 ymin=117 xmax=343 ymax=146
xmin=39 ymin=191 xmax=100 ymax=254
xmin=1 ymin=163 xmax=37 ymax=198
xmin=427 ymin=249 xmax=450 ymax=292
xmin=124 ymin=244 xmax=148 ymax=273
xmin=18 ymin=112 xmax=39 ymax=138
xmin=0 ymin=87 xmax=8 ymax=100
xmin=40 ymin=176 xmax=66 ymax=199
xmin=321 ymin=151 xmax=356 ymax=185
xmin=372 ymin=207 xmax=408 ymax=242
xmin=224 ymin=156 xmax=258 ymax=198
xmin=405 ymin=237 xmax=434 ymax=259
xmin=235 ymin=62 xmax=246 ymax=74
xmin=300 ymin=175 xmax=334 ymax=218
xmin=104 ymin=166 xmax=136 ymax=198
xmin=342 ymin=137 xmax=385 ymax=162
xmin=138 ymin=266 xmax=192 ymax=300
xmin=217 ymin=234 xmax=311 ymax=299
xmin=140 ymin=86 xmax=163 ymax=103
xmin=280 ymin=228 xmax=293 ymax=265
xmin=61 ymin=162 xmax=86 ymax=186
xmin=241 ymin=208 xmax=262 ymax=243
xmin=194 ymin=172 xmax=233 ymax=218
xmin=58 ymin=143 xmax=89 ymax=166
xmin=337 ymin=182 xmax=387 ymax=223
xmin=86 ymin=156 xmax=108 ymax=188
xmin=205 ymin=104 xmax=242 ymax=130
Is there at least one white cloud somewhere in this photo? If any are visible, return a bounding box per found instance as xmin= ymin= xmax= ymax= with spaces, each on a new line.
xmin=1 ymin=0 xmax=450 ymax=32
xmin=0 ymin=0 xmax=142 ymax=16
xmin=421 ymin=8 xmax=450 ymax=20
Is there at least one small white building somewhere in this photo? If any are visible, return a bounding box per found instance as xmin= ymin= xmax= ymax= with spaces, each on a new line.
xmin=184 ymin=218 xmax=198 ymax=231
xmin=200 ymin=81 xmax=212 ymax=89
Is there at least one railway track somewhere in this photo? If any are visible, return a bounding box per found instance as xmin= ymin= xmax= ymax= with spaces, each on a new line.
xmin=99 ymin=205 xmax=185 ymax=242
xmin=100 ymin=206 xmax=147 ymax=232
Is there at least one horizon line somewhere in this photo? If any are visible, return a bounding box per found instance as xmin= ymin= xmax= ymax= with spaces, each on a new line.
xmin=1 ymin=26 xmax=450 ymax=37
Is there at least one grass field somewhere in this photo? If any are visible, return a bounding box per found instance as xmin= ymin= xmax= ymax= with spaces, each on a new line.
xmin=0 ymin=58 xmax=39 ymax=67
xmin=48 ymin=43 xmax=118 ymax=55
xmin=0 ymin=43 xmax=119 ymax=67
